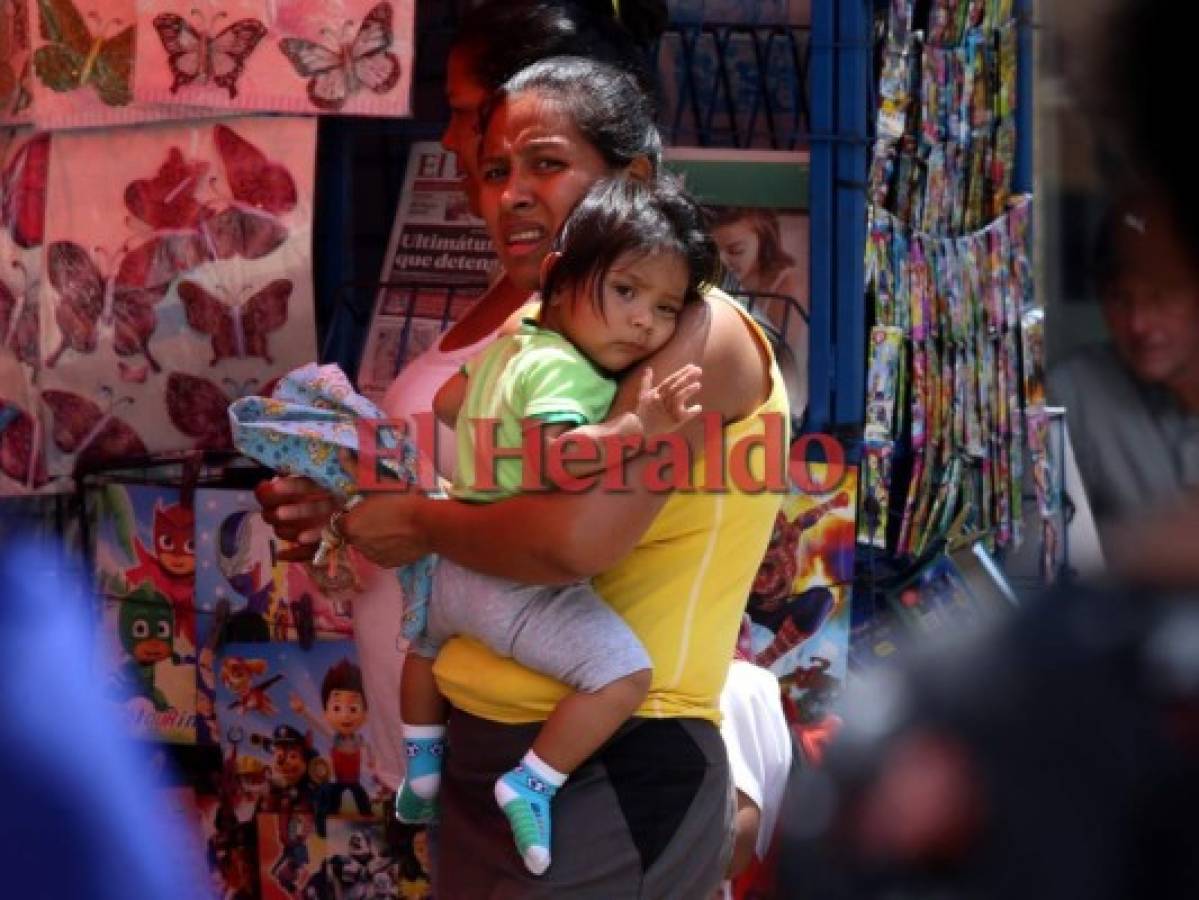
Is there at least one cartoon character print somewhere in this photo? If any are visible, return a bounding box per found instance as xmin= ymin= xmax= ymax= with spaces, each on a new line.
xmin=220 ymin=655 xmax=283 ymax=716
xmin=112 ymin=583 xmax=179 ymax=711
xmin=122 ymin=499 xmax=196 ymax=646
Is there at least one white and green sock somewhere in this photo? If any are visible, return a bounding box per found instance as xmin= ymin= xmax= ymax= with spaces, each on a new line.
xmin=493 ymin=750 xmax=566 ymax=876
xmin=394 ymin=723 xmax=445 ymax=824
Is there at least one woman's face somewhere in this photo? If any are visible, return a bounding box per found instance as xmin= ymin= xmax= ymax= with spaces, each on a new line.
xmin=477 ymin=91 xmax=613 ymax=291
xmin=441 ymin=47 xmax=491 ymax=215
xmin=712 ymin=218 xmax=762 ymax=288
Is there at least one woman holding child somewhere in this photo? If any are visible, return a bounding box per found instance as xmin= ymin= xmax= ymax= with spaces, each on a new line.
xmin=258 ymin=2 xmax=788 ymax=894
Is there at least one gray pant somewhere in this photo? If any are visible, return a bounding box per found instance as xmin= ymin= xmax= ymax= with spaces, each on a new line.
xmin=438 ymin=710 xmax=733 ymax=898
xmin=412 ymin=558 xmax=651 ymax=692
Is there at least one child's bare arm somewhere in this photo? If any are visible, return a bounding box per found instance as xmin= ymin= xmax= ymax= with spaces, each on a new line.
xmin=433 ymin=371 xmax=469 ymax=428
xmin=530 ymin=365 xmax=703 ymax=482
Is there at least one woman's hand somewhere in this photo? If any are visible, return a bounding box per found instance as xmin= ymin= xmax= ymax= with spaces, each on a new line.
xmin=338 ymin=491 xmax=433 ymax=568
xmin=255 ymin=475 xmax=340 ymax=562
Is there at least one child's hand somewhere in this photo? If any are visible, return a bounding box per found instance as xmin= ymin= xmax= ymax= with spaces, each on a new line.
xmin=289 ymin=693 xmax=304 ymax=715
xmin=634 ymin=365 xmax=703 ymax=437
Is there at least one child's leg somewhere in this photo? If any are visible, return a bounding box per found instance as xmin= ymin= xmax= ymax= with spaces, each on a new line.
xmin=395 ymin=650 xmax=448 ymax=824
xmin=490 ymin=581 xmax=653 ymax=875
xmin=495 ymin=669 xmax=650 ymax=875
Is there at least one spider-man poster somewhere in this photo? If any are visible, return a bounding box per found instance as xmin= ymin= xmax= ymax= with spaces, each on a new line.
xmin=746 ymin=459 xmax=858 ymax=766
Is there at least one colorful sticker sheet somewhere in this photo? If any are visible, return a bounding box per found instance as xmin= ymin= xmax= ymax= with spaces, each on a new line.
xmin=134 ymin=0 xmax=413 ymax=118
xmin=36 ymin=115 xmax=316 ymax=476
xmin=864 ymin=195 xmax=1033 ymax=558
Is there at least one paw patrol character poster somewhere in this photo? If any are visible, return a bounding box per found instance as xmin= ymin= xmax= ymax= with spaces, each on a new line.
xmin=216 ymin=641 xmax=387 ymax=835
xmin=746 ymin=459 xmax=858 ymax=764
xmin=195 ymin=487 xmax=353 ymax=640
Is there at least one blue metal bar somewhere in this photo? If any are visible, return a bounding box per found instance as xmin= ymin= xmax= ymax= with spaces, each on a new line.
xmin=806 ymin=0 xmax=836 ymax=432
xmin=831 ymin=0 xmax=870 ymax=431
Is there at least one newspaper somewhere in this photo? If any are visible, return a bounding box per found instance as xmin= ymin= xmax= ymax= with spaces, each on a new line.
xmin=358 ymin=142 xmax=498 ymax=401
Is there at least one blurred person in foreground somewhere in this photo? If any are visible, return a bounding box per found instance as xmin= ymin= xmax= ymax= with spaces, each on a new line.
xmin=781 ymin=1 xmax=1199 ymax=897
xmin=0 ymin=539 xmax=209 ymax=900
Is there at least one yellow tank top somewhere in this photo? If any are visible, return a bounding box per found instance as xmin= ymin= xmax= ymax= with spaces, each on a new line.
xmin=432 ymin=295 xmax=790 ymax=724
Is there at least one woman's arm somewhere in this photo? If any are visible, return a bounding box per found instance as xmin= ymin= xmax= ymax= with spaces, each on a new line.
xmin=340 ymin=296 xmax=772 ymax=581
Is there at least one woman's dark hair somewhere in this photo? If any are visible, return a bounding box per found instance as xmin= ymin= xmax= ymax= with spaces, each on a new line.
xmin=543 ymin=176 xmax=721 ymax=311
xmin=482 ymin=56 xmax=662 ymax=173
xmin=710 ymin=207 xmax=797 ymax=283
xmin=452 ymin=0 xmax=666 ymax=102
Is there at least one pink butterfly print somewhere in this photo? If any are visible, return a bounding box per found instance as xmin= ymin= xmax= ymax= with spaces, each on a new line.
xmin=201 ymin=124 xmax=295 ymax=260
xmin=178 ymin=278 xmax=291 ymax=366
xmin=278 ymin=1 xmax=401 ymax=112
xmin=124 ymin=146 xmax=214 ymax=231
xmin=164 ymin=371 xmax=235 ymax=450
xmin=0 ymin=398 xmax=47 ymax=487
xmin=44 ymin=241 xmax=170 ymax=372
xmin=166 ymin=372 xmax=281 ymax=452
xmin=41 ymin=388 xmax=147 ymax=473
xmin=0 ymin=132 xmax=49 ymax=249
xmin=0 ymin=262 xmax=39 ymax=371
xmin=152 ymin=10 xmax=267 ymax=99
xmin=214 ymin=124 xmax=297 ymax=215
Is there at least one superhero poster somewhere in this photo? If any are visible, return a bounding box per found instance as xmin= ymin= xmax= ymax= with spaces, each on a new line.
xmin=215 ymin=641 xmax=390 ymax=836
xmin=257 ymin=811 xmax=324 ymax=900
xmin=194 ymin=487 xmax=354 ymax=640
xmin=746 ymin=461 xmax=858 ymax=765
xmin=90 ymin=481 xmax=199 ymax=742
xmin=312 ymin=818 xmax=431 ymax=900
xmin=197 ymin=792 xmax=261 ymax=900
xmin=97 ymin=593 xmax=198 ymax=743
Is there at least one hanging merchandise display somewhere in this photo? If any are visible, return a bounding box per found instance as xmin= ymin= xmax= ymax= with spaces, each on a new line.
xmin=37 ymin=115 xmax=317 ymax=476
xmin=860 ymin=0 xmax=1045 ymax=568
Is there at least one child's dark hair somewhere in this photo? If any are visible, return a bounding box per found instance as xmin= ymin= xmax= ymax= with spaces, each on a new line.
xmin=542 ymin=176 xmax=721 ymax=311
xmin=320 ymin=658 xmax=366 ymax=709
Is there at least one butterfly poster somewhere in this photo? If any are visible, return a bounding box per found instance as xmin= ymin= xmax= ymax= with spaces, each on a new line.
xmin=37 ymin=115 xmax=317 ymax=476
xmin=135 ymin=0 xmax=413 ymax=117
xmin=0 ymin=0 xmax=35 ymax=124
xmin=0 ymin=127 xmax=49 ymax=494
xmin=194 ymin=486 xmax=354 ymax=640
